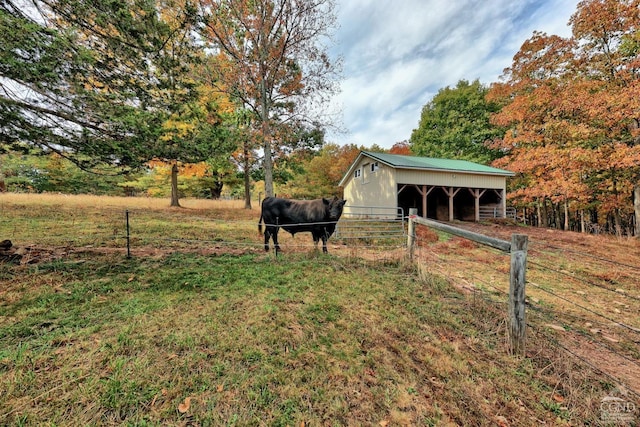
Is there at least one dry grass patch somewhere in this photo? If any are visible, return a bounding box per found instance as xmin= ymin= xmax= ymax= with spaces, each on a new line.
xmin=0 ymin=192 xmax=250 ymax=211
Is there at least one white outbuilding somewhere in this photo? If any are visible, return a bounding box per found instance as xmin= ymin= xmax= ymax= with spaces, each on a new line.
xmin=338 ymin=151 xmax=515 ymax=221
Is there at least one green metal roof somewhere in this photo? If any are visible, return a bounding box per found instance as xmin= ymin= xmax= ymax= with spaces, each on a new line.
xmin=361 ymin=151 xmax=514 ymax=176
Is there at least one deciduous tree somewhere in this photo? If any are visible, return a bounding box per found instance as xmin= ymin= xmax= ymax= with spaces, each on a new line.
xmin=199 ymin=0 xmax=340 ymax=197
xmin=488 ymin=0 xmax=640 ymax=235
xmin=278 ymin=143 xmax=359 ymax=198
xmin=389 ymin=141 xmax=411 ymax=155
xmin=410 ymin=79 xmax=504 ymax=164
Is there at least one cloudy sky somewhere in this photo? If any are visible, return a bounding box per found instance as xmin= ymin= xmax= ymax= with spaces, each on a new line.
xmin=327 ymin=0 xmax=580 ymax=149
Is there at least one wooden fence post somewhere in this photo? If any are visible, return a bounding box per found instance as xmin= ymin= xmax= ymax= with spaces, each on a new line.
xmin=125 ymin=210 xmax=131 ymax=259
xmin=407 ymin=208 xmax=417 ymax=260
xmin=508 ymin=234 xmax=528 ymax=355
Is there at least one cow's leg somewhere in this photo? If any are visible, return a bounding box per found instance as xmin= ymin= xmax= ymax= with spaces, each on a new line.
xmin=264 ymin=227 xmax=271 ymax=252
xmin=321 ymin=229 xmax=329 ymax=253
xmin=312 ymin=231 xmax=320 ymax=251
xmin=272 ymin=226 xmax=281 ymax=255
xmin=265 ymin=226 xmax=281 ymax=254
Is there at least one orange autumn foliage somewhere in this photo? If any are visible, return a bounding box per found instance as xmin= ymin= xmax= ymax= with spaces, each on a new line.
xmin=488 ymin=0 xmax=640 ymax=231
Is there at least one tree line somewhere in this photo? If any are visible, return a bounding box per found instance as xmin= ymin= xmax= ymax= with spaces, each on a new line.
xmin=1 ymin=0 xmax=338 ymax=208
xmin=1 ymin=0 xmax=638 ymax=236
xmin=411 ymin=0 xmax=640 ymax=237
xmin=491 ymin=0 xmax=640 ymax=237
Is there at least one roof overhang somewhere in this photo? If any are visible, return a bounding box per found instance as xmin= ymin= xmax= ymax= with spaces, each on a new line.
xmin=338 ymin=151 xmax=514 ymax=187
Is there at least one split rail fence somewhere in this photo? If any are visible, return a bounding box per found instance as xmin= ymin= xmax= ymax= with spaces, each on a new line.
xmin=405 ymin=208 xmax=640 ymax=402
xmin=406 ymin=208 xmax=529 ymax=355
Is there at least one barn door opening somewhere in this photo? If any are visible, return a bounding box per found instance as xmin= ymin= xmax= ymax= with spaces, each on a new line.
xmin=397 ymin=184 xmax=424 ymax=217
xmin=398 ymin=184 xmax=503 ymax=222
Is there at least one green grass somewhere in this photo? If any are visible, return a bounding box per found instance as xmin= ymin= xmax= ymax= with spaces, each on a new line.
xmin=0 ymin=252 xmax=604 ymax=425
xmin=0 ymin=195 xmax=613 ymax=425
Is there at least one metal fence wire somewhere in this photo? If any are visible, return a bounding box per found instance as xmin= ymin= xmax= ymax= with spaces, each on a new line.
xmin=409 ymin=218 xmax=640 ymax=400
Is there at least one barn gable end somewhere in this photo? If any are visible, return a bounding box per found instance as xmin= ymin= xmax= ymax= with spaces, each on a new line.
xmin=339 ymin=151 xmax=514 ymax=221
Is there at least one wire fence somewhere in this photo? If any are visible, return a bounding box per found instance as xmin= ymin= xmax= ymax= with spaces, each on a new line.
xmin=0 ymin=206 xmax=410 ymax=263
xmin=2 ymin=206 xmax=639 ymax=412
xmin=410 ymin=220 xmax=640 ymax=406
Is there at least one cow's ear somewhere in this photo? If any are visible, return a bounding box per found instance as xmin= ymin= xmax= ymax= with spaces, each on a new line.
xmin=322 ymin=197 xmax=330 ymax=205
xmin=342 ymin=199 xmax=347 ymax=206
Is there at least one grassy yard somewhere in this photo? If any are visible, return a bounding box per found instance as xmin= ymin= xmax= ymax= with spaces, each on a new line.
xmin=0 ymin=194 xmax=623 ymax=425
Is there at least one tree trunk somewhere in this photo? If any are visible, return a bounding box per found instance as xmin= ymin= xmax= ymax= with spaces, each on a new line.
xmin=547 ymin=201 xmax=553 ymax=228
xmin=210 ymin=180 xmax=223 ymax=199
xmin=563 ymin=198 xmax=569 ymax=231
xmin=170 ymin=162 xmax=181 ymax=207
xmin=243 ymin=144 xmax=252 ymax=210
xmin=634 ymin=184 xmax=640 ymax=237
xmin=536 ymin=199 xmax=543 ymax=228
xmin=614 ymin=208 xmax=622 ymax=237
xmin=260 ymin=79 xmax=275 ymax=198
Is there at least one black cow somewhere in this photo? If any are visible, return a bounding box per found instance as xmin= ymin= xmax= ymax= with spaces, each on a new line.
xmin=258 ymin=196 xmax=347 ymax=254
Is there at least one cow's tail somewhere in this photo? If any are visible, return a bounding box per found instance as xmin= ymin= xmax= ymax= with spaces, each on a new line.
xmin=258 ymin=210 xmax=264 ymax=234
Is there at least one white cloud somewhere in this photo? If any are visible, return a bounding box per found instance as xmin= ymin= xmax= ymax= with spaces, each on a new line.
xmin=328 ymin=0 xmax=578 ymax=148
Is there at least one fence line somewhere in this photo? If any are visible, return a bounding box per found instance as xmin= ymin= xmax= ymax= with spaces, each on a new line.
xmin=130 ymin=236 xmax=406 ymax=253
xmin=407 ymin=211 xmax=528 ymax=355
xmin=412 ymin=221 xmax=640 ymax=333
xmin=527 ymin=324 xmax=640 ymax=400
xmin=408 ymin=213 xmax=640 ymax=402
xmin=5 ymin=207 xmax=640 ymax=274
xmin=412 ymin=226 xmax=640 ymax=337
xmin=408 ymin=216 xmax=512 ymax=252
xmin=416 ymin=230 xmax=640 ymax=383
xmin=528 ymin=258 xmax=640 ymax=302
xmin=527 ymin=304 xmax=640 ymax=372
xmin=414 ymin=236 xmax=640 ymax=408
xmin=536 ymin=243 xmax=640 ymax=272
xmin=416 ymin=248 xmax=508 ymax=297
xmin=527 ymin=280 xmax=640 ymax=333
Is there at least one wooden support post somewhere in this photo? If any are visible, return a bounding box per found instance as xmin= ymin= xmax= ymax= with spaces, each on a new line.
xmin=508 ymin=234 xmax=528 ymax=355
xmin=411 ymin=215 xmax=512 ymax=251
xmin=422 ymin=185 xmax=427 ymax=218
xmin=407 ymin=208 xmax=417 ymax=260
xmin=448 ymin=188 xmax=455 ymax=222
xmin=442 ymin=187 xmax=461 ymax=221
xmin=469 ymin=188 xmax=487 ymax=222
xmin=422 ymin=186 xmax=434 ymax=219
xmin=125 ymin=210 xmax=131 ymax=259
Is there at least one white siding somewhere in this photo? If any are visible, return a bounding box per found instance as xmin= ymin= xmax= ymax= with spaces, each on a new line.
xmin=342 ymin=159 xmax=397 ymax=218
xmin=340 ymin=155 xmax=510 ymax=220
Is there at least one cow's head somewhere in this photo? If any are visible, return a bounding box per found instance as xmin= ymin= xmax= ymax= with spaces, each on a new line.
xmin=324 ymin=196 xmax=347 ymax=220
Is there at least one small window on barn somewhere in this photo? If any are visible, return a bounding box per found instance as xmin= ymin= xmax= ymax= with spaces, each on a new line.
xmin=371 ymin=162 xmax=379 ymax=172
xmin=354 ymin=168 xmax=361 ymax=179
